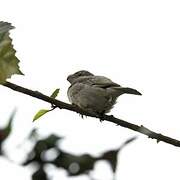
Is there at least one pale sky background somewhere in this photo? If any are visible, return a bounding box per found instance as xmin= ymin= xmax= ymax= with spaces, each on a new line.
xmin=0 ymin=0 xmax=180 ymax=179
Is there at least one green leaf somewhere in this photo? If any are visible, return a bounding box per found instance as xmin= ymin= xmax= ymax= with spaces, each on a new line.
xmin=50 ymin=88 xmax=60 ymax=99
xmin=0 ymin=22 xmax=14 ymax=35
xmin=0 ymin=21 xmax=23 ymax=84
xmin=33 ymin=109 xmax=50 ymax=122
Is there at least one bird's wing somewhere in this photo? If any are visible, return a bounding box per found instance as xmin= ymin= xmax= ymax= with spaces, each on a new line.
xmin=85 ymin=76 xmax=120 ymax=88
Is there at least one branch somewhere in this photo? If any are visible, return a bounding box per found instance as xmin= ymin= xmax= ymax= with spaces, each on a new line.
xmin=2 ymin=81 xmax=180 ymax=147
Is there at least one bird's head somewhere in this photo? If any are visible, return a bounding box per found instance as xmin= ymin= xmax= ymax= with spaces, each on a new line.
xmin=67 ymin=70 xmax=94 ymax=84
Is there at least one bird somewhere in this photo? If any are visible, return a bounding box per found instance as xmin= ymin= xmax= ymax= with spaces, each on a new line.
xmin=67 ymin=70 xmax=141 ymax=116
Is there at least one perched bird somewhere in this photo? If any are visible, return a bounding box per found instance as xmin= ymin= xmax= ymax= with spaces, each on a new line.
xmin=67 ymin=70 xmax=141 ymax=116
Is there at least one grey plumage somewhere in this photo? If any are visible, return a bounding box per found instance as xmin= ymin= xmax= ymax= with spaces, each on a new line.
xmin=67 ymin=70 xmax=141 ymax=116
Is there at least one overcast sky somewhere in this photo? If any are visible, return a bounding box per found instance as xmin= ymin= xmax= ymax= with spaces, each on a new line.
xmin=1 ymin=0 xmax=180 ymax=179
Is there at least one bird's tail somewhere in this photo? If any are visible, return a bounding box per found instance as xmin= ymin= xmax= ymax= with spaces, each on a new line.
xmin=119 ymin=87 xmax=142 ymax=95
xmin=110 ymin=87 xmax=142 ymax=96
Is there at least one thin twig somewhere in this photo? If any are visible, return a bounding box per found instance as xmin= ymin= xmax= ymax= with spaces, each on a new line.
xmin=2 ymin=81 xmax=180 ymax=147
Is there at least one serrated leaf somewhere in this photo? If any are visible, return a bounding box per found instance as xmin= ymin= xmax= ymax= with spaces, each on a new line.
xmin=0 ymin=22 xmax=14 ymax=34
xmin=50 ymin=88 xmax=60 ymax=99
xmin=0 ymin=21 xmax=23 ymax=84
xmin=33 ymin=109 xmax=50 ymax=122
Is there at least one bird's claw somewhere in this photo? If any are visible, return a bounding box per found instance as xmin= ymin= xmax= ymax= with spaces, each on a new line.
xmin=78 ymin=113 xmax=87 ymax=119
xmin=98 ymin=113 xmax=105 ymax=122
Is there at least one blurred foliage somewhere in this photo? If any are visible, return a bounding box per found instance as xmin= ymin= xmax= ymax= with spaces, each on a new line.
xmin=22 ymin=129 xmax=137 ymax=179
xmin=97 ymin=136 xmax=137 ymax=173
xmin=22 ymin=134 xmax=62 ymax=165
xmin=0 ymin=110 xmax=15 ymax=155
xmin=32 ymin=166 xmax=48 ymax=180
xmin=0 ymin=21 xmax=23 ymax=84
xmin=0 ymin=111 xmax=137 ymax=180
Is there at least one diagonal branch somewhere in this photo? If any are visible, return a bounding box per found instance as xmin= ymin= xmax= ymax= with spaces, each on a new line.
xmin=2 ymin=81 xmax=180 ymax=147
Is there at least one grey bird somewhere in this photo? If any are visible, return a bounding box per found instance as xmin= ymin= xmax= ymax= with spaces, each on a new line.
xmin=67 ymin=70 xmax=141 ymax=116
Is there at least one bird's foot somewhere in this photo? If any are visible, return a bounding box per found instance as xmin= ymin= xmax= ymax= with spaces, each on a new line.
xmin=78 ymin=113 xmax=87 ymax=119
xmin=98 ymin=112 xmax=106 ymax=122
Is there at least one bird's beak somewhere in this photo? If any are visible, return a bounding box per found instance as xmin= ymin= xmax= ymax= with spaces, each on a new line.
xmin=67 ymin=74 xmax=72 ymax=82
xmin=67 ymin=75 xmax=70 ymax=81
